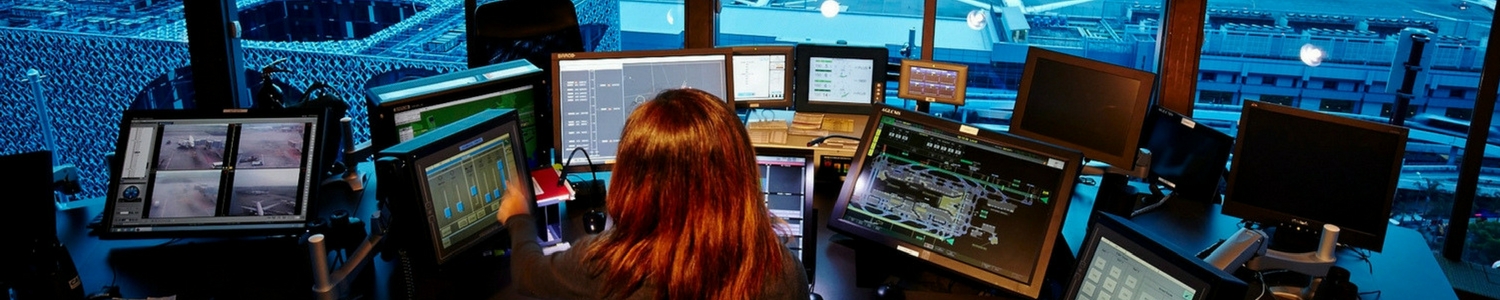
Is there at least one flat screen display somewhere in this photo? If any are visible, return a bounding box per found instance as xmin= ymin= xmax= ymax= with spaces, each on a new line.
xmin=1223 ymin=101 xmax=1408 ymax=252
xmin=101 ymin=109 xmax=326 ymax=238
xmin=377 ymin=108 xmax=535 ymax=265
xmin=794 ymin=44 xmax=888 ymax=115
xmin=1011 ymin=47 xmax=1155 ymax=169
xmin=1139 ymin=106 xmax=1234 ymax=203
xmin=755 ymin=147 xmax=816 ymax=278
xmin=368 ymin=60 xmax=546 ymax=167
xmin=1066 ymin=213 xmax=1247 ymax=300
xmin=897 ymin=59 xmax=969 ymax=105
xmin=551 ymin=48 xmax=733 ymax=169
xmin=829 ymin=105 xmax=1082 ymax=298
xmin=729 ymin=45 xmax=794 ymax=108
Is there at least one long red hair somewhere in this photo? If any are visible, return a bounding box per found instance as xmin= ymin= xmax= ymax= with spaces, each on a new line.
xmin=586 ymin=88 xmax=788 ymax=299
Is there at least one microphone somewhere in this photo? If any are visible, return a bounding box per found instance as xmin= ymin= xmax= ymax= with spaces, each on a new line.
xmin=806 ymin=134 xmax=861 ymax=147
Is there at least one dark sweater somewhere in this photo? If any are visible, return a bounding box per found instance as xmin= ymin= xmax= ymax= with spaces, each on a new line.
xmin=505 ymin=214 xmax=811 ymax=299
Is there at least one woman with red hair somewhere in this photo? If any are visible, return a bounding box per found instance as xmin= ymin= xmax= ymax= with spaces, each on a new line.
xmin=498 ymin=88 xmax=810 ymax=299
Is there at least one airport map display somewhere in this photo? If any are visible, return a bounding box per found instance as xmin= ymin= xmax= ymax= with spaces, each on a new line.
xmin=840 ymin=116 xmax=1068 ymax=283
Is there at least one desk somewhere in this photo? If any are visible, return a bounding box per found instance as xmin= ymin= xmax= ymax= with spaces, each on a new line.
xmin=744 ymin=109 xmax=868 ymax=168
xmin=58 ymin=164 xmax=1458 ymax=300
xmin=809 ymin=176 xmax=1459 ymax=299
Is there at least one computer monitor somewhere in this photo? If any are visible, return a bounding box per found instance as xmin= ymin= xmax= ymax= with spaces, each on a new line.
xmin=1139 ymin=106 xmax=1234 ymax=203
xmin=897 ymin=59 xmax=969 ymax=106
xmin=1010 ymin=47 xmax=1155 ymax=170
xmin=551 ymin=48 xmax=733 ymax=169
xmin=793 ymin=43 xmax=888 ymax=115
xmin=727 ymin=45 xmax=794 ymax=108
xmin=754 ymin=146 xmax=817 ymax=279
xmin=1223 ymin=101 xmax=1408 ymax=252
xmin=1066 ymin=212 xmax=1249 ymax=300
xmin=375 ymin=108 xmax=537 ymax=266
xmin=367 ymin=60 xmax=547 ymax=167
xmin=99 ymin=109 xmax=328 ymax=239
xmin=828 ymin=105 xmax=1084 ymax=298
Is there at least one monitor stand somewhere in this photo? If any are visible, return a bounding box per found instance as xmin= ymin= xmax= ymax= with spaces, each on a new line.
xmin=1086 ymin=148 xmax=1153 ymax=218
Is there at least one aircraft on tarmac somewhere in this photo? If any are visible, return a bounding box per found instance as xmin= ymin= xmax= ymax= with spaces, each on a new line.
xmin=240 ymin=199 xmax=282 ymax=216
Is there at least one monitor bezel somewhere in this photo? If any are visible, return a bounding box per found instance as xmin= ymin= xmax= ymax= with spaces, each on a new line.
xmin=1140 ymin=106 xmax=1234 ymax=203
xmin=1010 ymin=46 xmax=1156 ymax=169
xmin=366 ymin=60 xmax=546 ymax=165
xmin=828 ymin=104 xmax=1084 ymax=298
xmin=727 ymin=45 xmax=796 ymax=109
xmin=793 ymin=43 xmax=888 ymax=115
xmin=896 ymin=59 xmax=969 ymax=106
xmin=549 ymin=48 xmax=736 ymax=171
xmin=1222 ymin=101 xmax=1408 ymax=252
xmin=1065 ymin=212 xmax=1249 ymax=300
xmin=753 ymin=146 xmax=818 ymax=279
xmin=100 ymin=108 xmax=328 ymax=239
xmin=376 ymin=108 xmax=539 ymax=266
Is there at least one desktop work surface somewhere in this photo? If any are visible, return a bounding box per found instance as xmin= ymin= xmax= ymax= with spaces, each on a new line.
xmin=809 ymin=177 xmax=1458 ymax=300
xmin=56 ymin=167 xmax=1456 ymax=300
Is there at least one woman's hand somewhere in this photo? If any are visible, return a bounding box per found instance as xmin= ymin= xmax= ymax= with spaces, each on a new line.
xmin=497 ymin=177 xmax=531 ymax=225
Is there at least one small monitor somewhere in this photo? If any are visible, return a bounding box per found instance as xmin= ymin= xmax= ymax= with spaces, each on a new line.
xmin=754 ymin=146 xmax=817 ymax=279
xmin=1066 ymin=212 xmax=1249 ymax=300
xmin=897 ymin=59 xmax=969 ymax=106
xmin=551 ymin=48 xmax=733 ymax=170
xmin=100 ymin=109 xmax=328 ymax=239
xmin=367 ymin=60 xmax=547 ymax=167
xmin=376 ymin=109 xmax=537 ymax=265
xmin=1140 ymin=106 xmax=1234 ymax=203
xmin=727 ymin=45 xmax=794 ymax=109
xmin=1010 ymin=47 xmax=1156 ymax=169
xmin=793 ymin=43 xmax=888 ymax=115
xmin=828 ymin=105 xmax=1083 ymax=298
xmin=1224 ymin=101 xmax=1408 ymax=252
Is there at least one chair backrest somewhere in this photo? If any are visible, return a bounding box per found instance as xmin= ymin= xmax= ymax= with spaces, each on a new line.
xmin=465 ymin=0 xmax=587 ymax=69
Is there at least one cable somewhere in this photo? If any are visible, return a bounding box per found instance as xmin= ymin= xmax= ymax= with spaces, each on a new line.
xmin=806 ymin=134 xmax=861 ymax=147
xmin=562 ymin=147 xmax=601 ymax=196
xmin=1253 ymin=270 xmax=1269 ymax=300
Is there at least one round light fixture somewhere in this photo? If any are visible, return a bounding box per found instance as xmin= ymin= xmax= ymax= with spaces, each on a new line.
xmin=1300 ymin=43 xmax=1326 ymax=67
xmin=821 ymin=0 xmax=841 ymax=18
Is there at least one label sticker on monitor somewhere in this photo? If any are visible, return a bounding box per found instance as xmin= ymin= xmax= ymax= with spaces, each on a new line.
xmin=960 ymin=125 xmax=979 ymax=135
xmin=896 ymin=245 xmax=921 ymax=257
xmin=1048 ymin=158 xmax=1066 ymax=169
xmin=1180 ymin=118 xmax=1196 ymax=128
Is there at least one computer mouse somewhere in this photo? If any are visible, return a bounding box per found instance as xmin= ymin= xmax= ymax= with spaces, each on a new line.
xmin=584 ymin=210 xmax=607 ymax=234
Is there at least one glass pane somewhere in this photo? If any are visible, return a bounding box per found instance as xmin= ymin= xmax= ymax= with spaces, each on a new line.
xmin=718 ymin=0 xmax=926 ymax=111
xmin=716 ymin=0 xmax=1165 ymax=128
xmin=622 ymin=0 xmax=684 ymax=50
xmin=238 ymin=0 xmax=469 ymax=146
xmin=1195 ymin=0 xmax=1491 ymax=267
xmin=0 ymin=2 xmax=191 ymax=200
